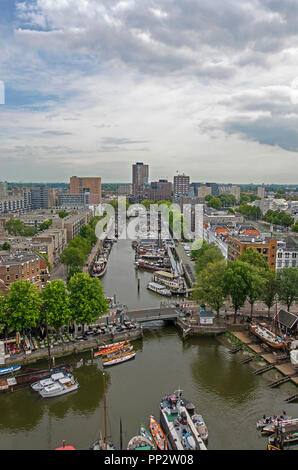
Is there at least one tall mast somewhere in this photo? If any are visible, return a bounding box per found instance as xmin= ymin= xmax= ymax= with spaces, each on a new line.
xmin=103 ymin=372 xmax=107 ymax=450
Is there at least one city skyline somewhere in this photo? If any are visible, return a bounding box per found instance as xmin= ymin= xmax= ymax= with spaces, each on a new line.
xmin=1 ymin=1 xmax=298 ymax=184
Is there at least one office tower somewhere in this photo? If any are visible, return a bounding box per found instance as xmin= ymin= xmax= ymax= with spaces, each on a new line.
xmin=257 ymin=186 xmax=266 ymax=199
xmin=132 ymin=162 xmax=149 ymax=202
xmin=70 ymin=176 xmax=101 ymax=204
xmin=173 ymin=174 xmax=190 ymax=199
xmin=147 ymin=179 xmax=172 ymax=202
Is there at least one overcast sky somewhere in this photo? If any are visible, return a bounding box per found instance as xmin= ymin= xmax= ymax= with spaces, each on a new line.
xmin=1 ymin=0 xmax=298 ymax=184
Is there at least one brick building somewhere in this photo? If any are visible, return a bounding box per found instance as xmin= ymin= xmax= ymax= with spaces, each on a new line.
xmin=227 ymin=235 xmax=277 ymax=269
xmin=70 ymin=176 xmax=101 ymax=205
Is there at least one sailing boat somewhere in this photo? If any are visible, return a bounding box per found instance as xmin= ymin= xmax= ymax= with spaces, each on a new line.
xmin=89 ymin=372 xmax=117 ymax=450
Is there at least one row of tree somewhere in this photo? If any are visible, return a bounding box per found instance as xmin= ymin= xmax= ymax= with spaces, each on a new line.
xmin=0 ymin=273 xmax=108 ymax=338
xmin=192 ymin=241 xmax=298 ymax=323
xmin=263 ymin=209 xmax=294 ymax=228
xmin=5 ymin=218 xmax=53 ymax=236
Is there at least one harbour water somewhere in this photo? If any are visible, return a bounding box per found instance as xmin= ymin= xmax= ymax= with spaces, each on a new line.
xmin=0 ymin=239 xmax=297 ymax=450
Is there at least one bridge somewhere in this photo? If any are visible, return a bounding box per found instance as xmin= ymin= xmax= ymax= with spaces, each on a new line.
xmin=126 ymin=306 xmax=181 ymax=323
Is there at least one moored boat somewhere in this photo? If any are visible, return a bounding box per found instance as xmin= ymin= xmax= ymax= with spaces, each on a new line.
xmin=147 ymin=282 xmax=172 ymax=297
xmin=140 ymin=425 xmax=156 ymax=449
xmin=94 ymin=341 xmax=129 ymax=357
xmin=0 ymin=366 xmax=21 ymax=376
xmin=192 ymin=414 xmax=208 ymax=441
xmin=249 ymin=324 xmax=286 ymax=349
xmin=39 ymin=374 xmax=79 ymax=398
xmin=159 ymin=390 xmax=207 ymax=451
xmin=256 ymin=412 xmax=292 ymax=430
xmin=102 ymin=351 xmax=136 ymax=367
xmin=262 ymin=418 xmax=298 ymax=435
xmin=149 ymin=416 xmax=168 ymax=450
xmin=127 ymin=435 xmax=155 ymax=450
xmin=31 ymin=371 xmax=69 ymax=392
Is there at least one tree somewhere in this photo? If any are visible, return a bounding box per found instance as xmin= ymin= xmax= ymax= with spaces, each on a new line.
xmin=239 ymin=247 xmax=269 ymax=270
xmin=193 ymin=260 xmax=227 ymax=317
xmin=262 ymin=270 xmax=279 ymax=320
xmin=80 ymin=224 xmax=97 ymax=246
xmin=245 ymin=268 xmax=266 ymax=319
xmin=223 ymin=261 xmax=255 ymax=323
xmin=5 ymin=219 xmax=25 ymax=235
xmin=68 ymin=273 xmax=109 ymax=333
xmin=6 ymin=281 xmax=42 ymax=334
xmin=0 ymin=295 xmax=8 ymax=336
xmin=207 ymin=197 xmax=222 ymax=210
xmin=60 ymin=246 xmax=86 ymax=269
xmin=195 ymin=244 xmax=224 ymax=275
xmin=58 ymin=210 xmax=68 ymax=219
xmin=291 ymin=222 xmax=298 ymax=232
xmin=1 ymin=242 xmax=10 ymax=250
xmin=39 ymin=219 xmax=52 ymax=231
xmin=42 ymin=280 xmax=71 ymax=330
xmin=277 ymin=267 xmax=298 ymax=311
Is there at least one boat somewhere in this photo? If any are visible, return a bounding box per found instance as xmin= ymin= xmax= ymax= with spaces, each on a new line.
xmin=31 ymin=371 xmax=69 ymax=391
xmin=39 ymin=374 xmax=79 ymax=398
xmin=55 ymin=440 xmax=76 ymax=450
xmin=89 ymin=372 xmax=117 ymax=450
xmin=147 ymin=282 xmax=172 ymax=297
xmin=140 ymin=425 xmax=156 ymax=449
xmin=290 ymin=350 xmax=298 ymax=369
xmin=249 ymin=324 xmax=286 ymax=349
xmin=0 ymin=364 xmax=72 ymax=393
xmin=102 ymin=351 xmax=136 ymax=367
xmin=127 ymin=435 xmax=155 ymax=450
xmin=102 ymin=345 xmax=133 ymax=358
xmin=135 ymin=261 xmax=166 ymax=272
xmin=159 ymin=390 xmax=207 ymax=450
xmin=262 ymin=418 xmax=298 ymax=435
xmin=192 ymin=414 xmax=208 ymax=441
xmin=256 ymin=413 xmax=292 ymax=430
xmin=0 ymin=366 xmax=21 ymax=376
xmin=149 ymin=416 xmax=168 ymax=450
xmin=94 ymin=341 xmax=130 ymax=357
xmin=92 ymin=257 xmax=108 ymax=278
xmin=153 ymin=271 xmax=186 ymax=294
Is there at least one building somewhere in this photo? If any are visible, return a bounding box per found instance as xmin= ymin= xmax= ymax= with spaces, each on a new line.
xmin=117 ymin=185 xmax=132 ymax=196
xmin=58 ymin=192 xmax=90 ymax=207
xmin=219 ymin=185 xmax=241 ymax=202
xmin=257 ymin=186 xmax=266 ymax=199
xmin=173 ymin=174 xmax=190 ymax=199
xmin=30 ymin=186 xmax=56 ymax=210
xmin=0 ymin=251 xmax=49 ymax=291
xmin=70 ymin=176 xmax=101 ymax=205
xmin=227 ymin=235 xmax=277 ymax=269
xmin=205 ymin=183 xmax=219 ymax=196
xmin=276 ymin=237 xmax=297 ymax=270
xmin=0 ymin=189 xmax=32 ymax=214
xmin=147 ymin=179 xmax=172 ymax=202
xmin=197 ymin=185 xmax=212 ymax=199
xmin=132 ymin=162 xmax=149 ymax=202
xmin=0 ymin=182 xmax=8 ymax=197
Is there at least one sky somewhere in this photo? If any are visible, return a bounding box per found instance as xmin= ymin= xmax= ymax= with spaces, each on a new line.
xmin=1 ymin=0 xmax=298 ymax=184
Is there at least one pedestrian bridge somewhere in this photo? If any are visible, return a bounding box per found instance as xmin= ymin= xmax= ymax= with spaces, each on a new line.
xmin=126 ymin=307 xmax=181 ymax=323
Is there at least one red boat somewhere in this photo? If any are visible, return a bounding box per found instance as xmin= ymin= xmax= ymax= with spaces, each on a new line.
xmin=94 ymin=341 xmax=130 ymax=357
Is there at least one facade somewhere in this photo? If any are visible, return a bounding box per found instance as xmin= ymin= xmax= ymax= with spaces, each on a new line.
xmin=147 ymin=179 xmax=172 ymax=202
xmin=257 ymin=186 xmax=266 ymax=199
xmin=276 ymin=237 xmax=297 ymax=270
xmin=117 ymin=185 xmax=132 ymax=196
xmin=0 ymin=251 xmax=49 ymax=290
xmin=70 ymin=176 xmax=101 ymax=205
xmin=197 ymin=185 xmax=212 ymax=199
xmin=219 ymin=185 xmax=241 ymax=202
xmin=132 ymin=162 xmax=149 ymax=202
xmin=58 ymin=192 xmax=90 ymax=207
xmin=206 ymin=182 xmax=219 ymax=196
xmin=0 ymin=189 xmax=32 ymax=214
xmin=173 ymin=174 xmax=190 ymax=199
xmin=30 ymin=186 xmax=55 ymax=210
xmin=227 ymin=235 xmax=277 ymax=269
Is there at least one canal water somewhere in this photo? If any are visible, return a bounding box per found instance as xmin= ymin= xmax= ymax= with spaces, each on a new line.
xmin=0 ymin=239 xmax=297 ymax=450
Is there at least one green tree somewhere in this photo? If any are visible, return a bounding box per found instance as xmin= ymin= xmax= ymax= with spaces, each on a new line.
xmin=193 ymin=260 xmax=227 ymax=317
xmin=42 ymin=280 xmax=71 ymax=330
xmin=238 ymin=247 xmax=269 ymax=270
xmin=291 ymin=222 xmax=298 ymax=232
xmin=80 ymin=224 xmax=97 ymax=246
xmin=39 ymin=219 xmax=52 ymax=231
xmin=223 ymin=261 xmax=255 ymax=323
xmin=5 ymin=219 xmax=25 ymax=235
xmin=6 ymin=281 xmax=42 ymax=334
xmin=0 ymin=295 xmax=8 ymax=335
xmin=60 ymin=246 xmax=86 ymax=269
xmin=1 ymin=242 xmax=10 ymax=250
xmin=195 ymin=244 xmax=224 ymax=275
xmin=58 ymin=210 xmax=68 ymax=219
xmin=277 ymin=267 xmax=298 ymax=311
xmin=207 ymin=197 xmax=222 ymax=210
xmin=68 ymin=273 xmax=109 ymax=333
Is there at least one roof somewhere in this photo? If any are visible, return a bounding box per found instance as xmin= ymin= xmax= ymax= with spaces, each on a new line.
xmin=155 ymin=271 xmax=176 ymax=279
xmin=276 ymin=310 xmax=298 ymax=329
xmin=199 ymin=311 xmax=215 ymax=318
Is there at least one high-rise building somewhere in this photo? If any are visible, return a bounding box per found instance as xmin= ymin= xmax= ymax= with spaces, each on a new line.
xmin=197 ymin=185 xmax=212 ymax=199
xmin=132 ymin=162 xmax=149 ymax=202
xmin=173 ymin=174 xmax=190 ymax=199
xmin=70 ymin=176 xmax=101 ymax=205
xmin=147 ymin=179 xmax=172 ymax=202
xmin=257 ymin=186 xmax=266 ymax=199
xmin=30 ymin=186 xmax=52 ymax=210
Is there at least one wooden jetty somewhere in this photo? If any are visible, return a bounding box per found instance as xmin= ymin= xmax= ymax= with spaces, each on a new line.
xmin=268 ymin=376 xmax=293 ymax=388
xmin=253 ymin=364 xmax=276 ymax=375
xmin=229 ymin=345 xmax=243 ymax=354
xmin=285 ymin=393 xmax=298 ymax=403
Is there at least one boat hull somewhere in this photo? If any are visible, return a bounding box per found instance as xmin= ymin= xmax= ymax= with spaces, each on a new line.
xmin=250 ymin=325 xmax=286 ymax=349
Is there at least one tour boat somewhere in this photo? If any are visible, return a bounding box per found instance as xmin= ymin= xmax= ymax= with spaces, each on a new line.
xmin=0 ymin=366 xmax=21 ymax=376
xmin=159 ymin=390 xmax=207 ymax=451
xmin=149 ymin=416 xmax=168 ymax=450
xmin=94 ymin=341 xmax=130 ymax=357
xmin=127 ymin=435 xmax=155 ymax=450
xmin=102 ymin=351 xmax=136 ymax=367
xmin=192 ymin=414 xmax=208 ymax=441
xmin=39 ymin=374 xmax=79 ymax=398
xmin=290 ymin=350 xmax=298 ymax=369
xmin=249 ymin=324 xmax=286 ymax=349
xmin=147 ymin=282 xmax=172 ymax=297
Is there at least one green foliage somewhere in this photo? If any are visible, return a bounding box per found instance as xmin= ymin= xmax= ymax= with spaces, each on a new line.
xmin=263 ymin=210 xmax=294 ymax=227
xmin=291 ymin=222 xmax=298 ymax=232
xmin=39 ymin=219 xmax=52 ymax=231
xmin=262 ymin=270 xmax=279 ymax=316
xmin=4 ymin=219 xmax=37 ymax=236
xmin=218 ymin=194 xmax=237 ymax=207
xmin=141 ymin=200 xmax=155 ymax=210
xmin=238 ymin=247 xmax=269 ymax=270
xmin=68 ymin=273 xmax=108 ymax=329
xmin=277 ymin=267 xmax=298 ymax=311
xmin=237 ymin=203 xmax=261 ymax=220
xmin=240 ymin=193 xmax=260 ymax=204
xmin=1 ymin=242 xmax=10 ymax=250
xmin=0 ymin=295 xmax=7 ymax=333
xmin=194 ymin=243 xmax=224 ymax=275
xmin=5 ymin=281 xmax=42 ymax=332
xmin=193 ymin=260 xmax=227 ymax=315
xmin=207 ymin=197 xmax=222 ymax=210
xmin=42 ymin=280 xmax=71 ymax=330
xmin=60 ymin=246 xmax=86 ymax=269
xmin=58 ymin=210 xmax=68 ymax=219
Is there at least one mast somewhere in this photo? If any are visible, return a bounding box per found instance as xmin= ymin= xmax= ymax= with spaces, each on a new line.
xmin=103 ymin=372 xmax=108 ymax=450
xmin=120 ymin=418 xmax=123 ymax=450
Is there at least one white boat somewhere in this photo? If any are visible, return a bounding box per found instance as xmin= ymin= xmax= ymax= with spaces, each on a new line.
xmin=127 ymin=435 xmax=155 ymax=450
xmin=31 ymin=372 xmax=66 ymax=391
xmin=262 ymin=418 xmax=298 ymax=434
xmin=192 ymin=414 xmax=208 ymax=441
xmin=290 ymin=350 xmax=298 ymax=369
xmin=147 ymin=282 xmax=171 ymax=297
xmin=39 ymin=374 xmax=79 ymax=398
xmin=102 ymin=351 xmax=136 ymax=367
xmin=0 ymin=366 xmax=21 ymax=376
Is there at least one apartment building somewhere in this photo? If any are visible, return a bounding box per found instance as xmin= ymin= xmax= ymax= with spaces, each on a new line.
xmin=276 ymin=237 xmax=297 ymax=270
xmin=70 ymin=176 xmax=101 ymax=205
xmin=0 ymin=251 xmax=49 ymax=291
xmin=227 ymin=235 xmax=277 ymax=269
